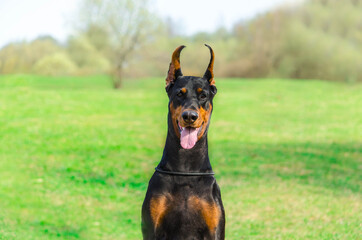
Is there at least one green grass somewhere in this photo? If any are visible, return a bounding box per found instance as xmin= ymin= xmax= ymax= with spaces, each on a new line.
xmin=0 ymin=74 xmax=361 ymax=239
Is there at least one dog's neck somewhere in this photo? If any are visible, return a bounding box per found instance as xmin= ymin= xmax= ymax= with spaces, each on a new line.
xmin=157 ymin=113 xmax=213 ymax=173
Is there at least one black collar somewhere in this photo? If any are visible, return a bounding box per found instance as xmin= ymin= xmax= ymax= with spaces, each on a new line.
xmin=155 ymin=167 xmax=215 ymax=176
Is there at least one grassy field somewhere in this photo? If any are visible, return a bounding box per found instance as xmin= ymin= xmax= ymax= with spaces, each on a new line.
xmin=0 ymin=75 xmax=361 ymax=239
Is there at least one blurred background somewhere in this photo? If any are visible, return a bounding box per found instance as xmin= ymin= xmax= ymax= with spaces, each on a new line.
xmin=0 ymin=0 xmax=361 ymax=239
xmin=1 ymin=0 xmax=361 ymax=85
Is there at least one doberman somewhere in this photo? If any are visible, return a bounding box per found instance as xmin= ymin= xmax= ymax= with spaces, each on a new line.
xmin=142 ymin=45 xmax=225 ymax=240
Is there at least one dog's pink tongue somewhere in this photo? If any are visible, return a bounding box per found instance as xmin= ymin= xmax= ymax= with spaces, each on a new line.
xmin=180 ymin=127 xmax=198 ymax=149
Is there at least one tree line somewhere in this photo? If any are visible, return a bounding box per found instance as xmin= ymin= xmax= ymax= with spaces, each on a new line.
xmin=0 ymin=0 xmax=360 ymax=86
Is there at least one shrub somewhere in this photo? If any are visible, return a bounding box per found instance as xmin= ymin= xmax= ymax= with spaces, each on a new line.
xmin=33 ymin=52 xmax=77 ymax=76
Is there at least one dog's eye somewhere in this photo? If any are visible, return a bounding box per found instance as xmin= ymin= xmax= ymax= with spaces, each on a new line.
xmin=199 ymin=93 xmax=207 ymax=100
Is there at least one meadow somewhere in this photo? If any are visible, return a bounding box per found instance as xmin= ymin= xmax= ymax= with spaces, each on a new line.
xmin=0 ymin=75 xmax=360 ymax=239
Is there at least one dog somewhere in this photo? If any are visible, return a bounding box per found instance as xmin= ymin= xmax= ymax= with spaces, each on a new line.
xmin=142 ymin=45 xmax=225 ymax=240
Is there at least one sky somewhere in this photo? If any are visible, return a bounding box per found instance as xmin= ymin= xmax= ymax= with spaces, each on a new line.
xmin=0 ymin=0 xmax=301 ymax=48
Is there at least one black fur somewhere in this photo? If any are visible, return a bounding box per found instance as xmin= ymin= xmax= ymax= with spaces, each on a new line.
xmin=142 ymin=50 xmax=225 ymax=240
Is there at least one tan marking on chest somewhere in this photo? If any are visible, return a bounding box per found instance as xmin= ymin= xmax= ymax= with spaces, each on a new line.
xmin=150 ymin=195 xmax=171 ymax=229
xmin=188 ymin=196 xmax=221 ymax=234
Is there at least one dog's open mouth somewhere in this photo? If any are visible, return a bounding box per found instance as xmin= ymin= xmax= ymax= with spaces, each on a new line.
xmin=177 ymin=121 xmax=203 ymax=149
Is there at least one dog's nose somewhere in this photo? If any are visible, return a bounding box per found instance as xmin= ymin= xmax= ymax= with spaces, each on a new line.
xmin=182 ymin=111 xmax=198 ymax=123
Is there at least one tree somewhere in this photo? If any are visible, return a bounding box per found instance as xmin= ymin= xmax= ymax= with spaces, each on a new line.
xmin=67 ymin=34 xmax=111 ymax=75
xmin=0 ymin=36 xmax=61 ymax=74
xmin=74 ymin=0 xmax=158 ymax=88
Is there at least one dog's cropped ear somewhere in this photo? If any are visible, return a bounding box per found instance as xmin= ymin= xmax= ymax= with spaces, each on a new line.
xmin=203 ymin=44 xmax=215 ymax=86
xmin=166 ymin=45 xmax=185 ymax=91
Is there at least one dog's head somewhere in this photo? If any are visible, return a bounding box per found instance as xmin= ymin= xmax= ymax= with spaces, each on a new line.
xmin=165 ymin=45 xmax=217 ymax=150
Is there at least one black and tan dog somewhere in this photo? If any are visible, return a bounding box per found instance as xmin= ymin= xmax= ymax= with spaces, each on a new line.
xmin=142 ymin=45 xmax=225 ymax=240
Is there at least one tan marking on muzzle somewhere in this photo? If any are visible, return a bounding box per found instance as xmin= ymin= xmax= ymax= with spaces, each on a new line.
xmin=196 ymin=103 xmax=212 ymax=140
xmin=169 ymin=102 xmax=182 ymax=138
xmin=170 ymin=102 xmax=212 ymax=140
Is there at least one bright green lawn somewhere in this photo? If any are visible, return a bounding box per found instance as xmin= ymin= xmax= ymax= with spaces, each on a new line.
xmin=0 ymin=75 xmax=361 ymax=239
